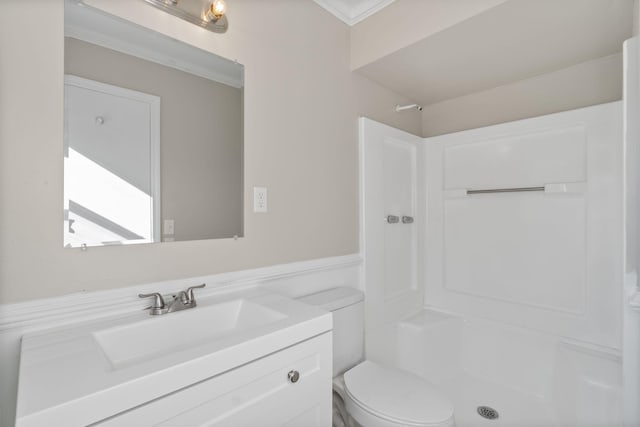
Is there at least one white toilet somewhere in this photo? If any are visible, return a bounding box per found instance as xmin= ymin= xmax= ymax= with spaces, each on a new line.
xmin=298 ymin=287 xmax=455 ymax=427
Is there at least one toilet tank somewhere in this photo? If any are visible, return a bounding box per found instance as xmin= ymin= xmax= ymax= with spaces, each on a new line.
xmin=297 ymin=287 xmax=364 ymax=377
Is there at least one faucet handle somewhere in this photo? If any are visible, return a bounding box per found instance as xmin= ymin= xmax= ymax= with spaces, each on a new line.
xmin=185 ymin=284 xmax=206 ymax=304
xmin=139 ymin=292 xmax=167 ymax=315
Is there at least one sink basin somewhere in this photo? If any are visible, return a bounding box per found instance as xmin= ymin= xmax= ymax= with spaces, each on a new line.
xmin=93 ymin=299 xmax=287 ymax=368
xmin=17 ymin=288 xmax=332 ymax=427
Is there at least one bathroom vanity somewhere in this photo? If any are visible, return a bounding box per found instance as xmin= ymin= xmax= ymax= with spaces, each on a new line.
xmin=15 ymin=288 xmax=332 ymax=426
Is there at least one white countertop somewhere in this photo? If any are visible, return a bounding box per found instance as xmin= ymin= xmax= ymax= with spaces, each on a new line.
xmin=15 ymin=287 xmax=332 ymax=427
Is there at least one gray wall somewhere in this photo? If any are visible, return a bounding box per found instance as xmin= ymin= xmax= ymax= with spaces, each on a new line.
xmin=0 ymin=0 xmax=421 ymax=303
xmin=421 ymin=54 xmax=622 ymax=137
xmin=635 ymin=0 xmax=639 ymax=36
xmin=65 ymin=37 xmax=243 ymax=241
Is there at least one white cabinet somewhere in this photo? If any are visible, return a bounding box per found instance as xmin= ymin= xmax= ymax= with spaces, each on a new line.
xmin=94 ymin=332 xmax=332 ymax=427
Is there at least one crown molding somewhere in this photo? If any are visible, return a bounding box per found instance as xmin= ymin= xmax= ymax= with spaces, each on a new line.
xmin=314 ymin=0 xmax=394 ymax=26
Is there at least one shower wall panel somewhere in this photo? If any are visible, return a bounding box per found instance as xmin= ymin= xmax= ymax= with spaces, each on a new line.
xmin=360 ymin=118 xmax=424 ymax=332
xmin=424 ymin=102 xmax=623 ymax=349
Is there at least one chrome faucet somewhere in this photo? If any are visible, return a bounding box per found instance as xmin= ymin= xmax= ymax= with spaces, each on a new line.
xmin=139 ymin=284 xmax=206 ymax=315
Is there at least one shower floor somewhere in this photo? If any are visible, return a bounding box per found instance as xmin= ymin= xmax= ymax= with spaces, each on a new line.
xmin=366 ymin=309 xmax=622 ymax=427
xmin=439 ymin=373 xmax=556 ymax=427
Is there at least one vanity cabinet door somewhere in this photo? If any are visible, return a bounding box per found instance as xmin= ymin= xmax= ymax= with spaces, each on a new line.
xmin=94 ymin=332 xmax=332 ymax=427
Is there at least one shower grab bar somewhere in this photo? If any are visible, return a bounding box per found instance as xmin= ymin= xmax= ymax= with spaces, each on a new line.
xmin=444 ymin=183 xmax=585 ymax=199
xmin=466 ymin=186 xmax=545 ymax=195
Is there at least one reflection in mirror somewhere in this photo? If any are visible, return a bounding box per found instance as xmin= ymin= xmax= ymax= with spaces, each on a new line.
xmin=63 ymin=1 xmax=244 ymax=248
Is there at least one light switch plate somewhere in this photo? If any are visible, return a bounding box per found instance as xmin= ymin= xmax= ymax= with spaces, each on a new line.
xmin=254 ymin=187 xmax=267 ymax=213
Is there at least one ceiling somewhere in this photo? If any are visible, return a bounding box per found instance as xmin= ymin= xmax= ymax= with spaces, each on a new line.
xmin=313 ymin=0 xmax=394 ymax=26
xmin=354 ymin=0 xmax=633 ymax=106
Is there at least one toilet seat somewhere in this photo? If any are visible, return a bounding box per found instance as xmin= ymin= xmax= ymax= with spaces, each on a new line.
xmin=342 ymin=361 xmax=455 ymax=427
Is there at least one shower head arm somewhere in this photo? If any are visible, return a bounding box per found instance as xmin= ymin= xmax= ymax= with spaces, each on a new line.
xmin=395 ymin=104 xmax=423 ymax=112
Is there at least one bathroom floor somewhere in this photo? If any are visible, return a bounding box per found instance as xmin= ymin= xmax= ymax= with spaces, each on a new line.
xmin=439 ymin=373 xmax=556 ymax=427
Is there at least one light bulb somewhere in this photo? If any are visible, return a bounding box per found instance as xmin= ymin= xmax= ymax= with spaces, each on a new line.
xmin=212 ymin=0 xmax=226 ymax=16
xmin=206 ymin=0 xmax=227 ymax=21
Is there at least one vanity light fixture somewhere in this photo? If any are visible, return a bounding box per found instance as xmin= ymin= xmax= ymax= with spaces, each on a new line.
xmin=144 ymin=0 xmax=229 ymax=34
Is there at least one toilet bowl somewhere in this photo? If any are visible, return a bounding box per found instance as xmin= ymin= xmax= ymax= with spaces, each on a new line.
xmin=297 ymin=287 xmax=455 ymax=427
xmin=333 ymin=362 xmax=455 ymax=427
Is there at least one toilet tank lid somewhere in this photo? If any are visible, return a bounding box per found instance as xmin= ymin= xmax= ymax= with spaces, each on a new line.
xmin=296 ymin=287 xmax=363 ymax=312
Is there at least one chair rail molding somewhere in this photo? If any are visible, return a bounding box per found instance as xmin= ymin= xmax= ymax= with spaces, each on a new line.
xmin=0 ymin=253 xmax=362 ymax=332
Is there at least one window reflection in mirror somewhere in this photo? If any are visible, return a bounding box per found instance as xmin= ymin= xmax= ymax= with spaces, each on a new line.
xmin=63 ymin=1 xmax=244 ymax=248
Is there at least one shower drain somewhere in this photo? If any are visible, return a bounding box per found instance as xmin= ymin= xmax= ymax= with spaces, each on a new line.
xmin=477 ymin=406 xmax=499 ymax=420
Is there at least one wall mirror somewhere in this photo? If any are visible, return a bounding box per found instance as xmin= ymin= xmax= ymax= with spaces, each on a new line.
xmin=63 ymin=1 xmax=244 ymax=248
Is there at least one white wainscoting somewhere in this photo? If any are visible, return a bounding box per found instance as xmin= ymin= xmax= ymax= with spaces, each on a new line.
xmin=0 ymin=254 xmax=361 ymax=427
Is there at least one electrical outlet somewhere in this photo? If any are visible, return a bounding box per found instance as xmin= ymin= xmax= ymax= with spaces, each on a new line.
xmin=254 ymin=187 xmax=267 ymax=213
xmin=163 ymin=219 xmax=175 ymax=235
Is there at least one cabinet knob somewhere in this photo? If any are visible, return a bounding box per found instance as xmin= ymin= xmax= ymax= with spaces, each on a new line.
xmin=287 ymin=370 xmax=300 ymax=383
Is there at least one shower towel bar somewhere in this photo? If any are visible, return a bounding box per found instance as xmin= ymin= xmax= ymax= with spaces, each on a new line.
xmin=466 ymin=186 xmax=545 ymax=195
